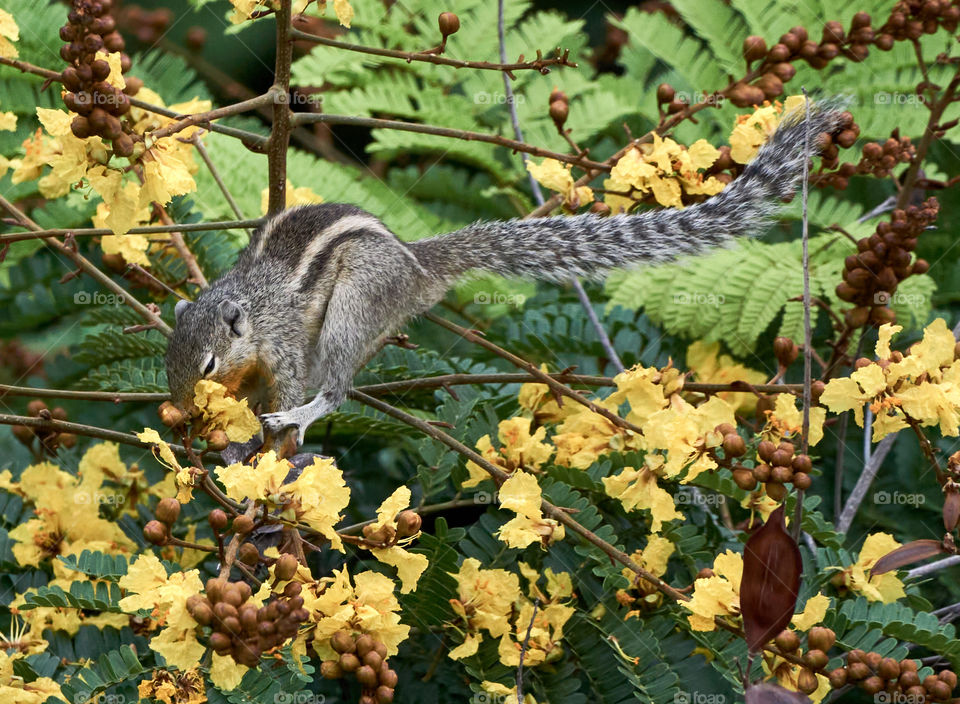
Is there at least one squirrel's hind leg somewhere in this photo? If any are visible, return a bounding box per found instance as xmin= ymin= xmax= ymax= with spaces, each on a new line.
xmin=258 ymin=271 xmax=413 ymax=445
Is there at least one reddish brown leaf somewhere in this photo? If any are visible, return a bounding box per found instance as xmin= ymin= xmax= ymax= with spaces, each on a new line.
xmin=746 ymin=682 xmax=812 ymax=704
xmin=870 ymin=539 xmax=946 ymax=575
xmin=944 ymin=488 xmax=959 ymax=532
xmin=740 ymin=505 xmax=802 ymax=652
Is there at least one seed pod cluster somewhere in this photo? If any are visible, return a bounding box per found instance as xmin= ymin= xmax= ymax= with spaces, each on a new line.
xmin=836 ymin=198 xmax=938 ymax=328
xmin=187 ymin=577 xmax=310 ymax=668
xmin=827 ymin=650 xmax=957 ymax=700
xmin=877 ymin=0 xmax=960 ymax=44
xmin=59 ymin=0 xmax=141 ymax=151
xmin=771 ymin=626 xmax=837 ymax=694
xmin=362 ymin=510 xmax=421 ymax=545
xmin=11 ymin=400 xmax=76 ymax=455
xmin=819 ymin=131 xmax=915 ymax=189
xmin=736 ymin=439 xmax=813 ymax=499
xmin=143 ymin=496 xmax=181 ymax=545
xmin=321 ymin=630 xmax=398 ymax=704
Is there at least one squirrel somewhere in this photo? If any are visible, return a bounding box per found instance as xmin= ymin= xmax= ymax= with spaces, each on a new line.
xmin=165 ymin=102 xmax=843 ymax=446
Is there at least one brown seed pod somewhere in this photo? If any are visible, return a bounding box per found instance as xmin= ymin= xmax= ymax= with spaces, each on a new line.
xmin=233 ymin=515 xmax=255 ymax=535
xmin=143 ymin=520 xmax=167 ymax=545
xmin=320 ymin=660 xmax=342 ymax=679
xmin=774 ymin=629 xmax=800 ymax=652
xmin=438 ymin=12 xmax=460 ymax=37
xmin=356 ymin=664 xmax=379 ymax=688
xmin=155 ymin=497 xmax=181 ymax=525
xmin=742 ymin=35 xmax=768 ymax=62
xmin=808 ymin=626 xmax=835 ymax=651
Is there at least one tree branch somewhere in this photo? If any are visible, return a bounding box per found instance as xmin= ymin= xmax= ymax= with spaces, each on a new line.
xmin=267 ymin=0 xmax=294 ymax=213
xmin=0 ymin=219 xmax=264 ymax=244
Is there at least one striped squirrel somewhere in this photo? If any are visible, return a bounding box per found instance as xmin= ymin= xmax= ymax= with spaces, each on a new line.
xmin=165 ymin=102 xmax=843 ymax=446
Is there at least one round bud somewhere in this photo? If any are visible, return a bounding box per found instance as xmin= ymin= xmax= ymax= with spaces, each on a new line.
xmin=732 ymin=468 xmax=758 ymax=491
xmin=771 ymin=466 xmax=793 ymax=484
xmin=274 ymin=553 xmax=299 ymax=580
xmin=364 ymin=650 xmax=383 ymax=671
xmin=206 ymin=429 xmax=230 ymax=451
xmin=321 ymin=660 xmax=342 ymax=679
xmin=143 ymin=520 xmax=167 ymax=545
xmin=112 ymin=134 xmax=134 ymax=158
xmin=158 ymin=400 xmax=186 ymax=427
xmin=861 ymin=676 xmax=884 ymax=695
xmin=753 ymin=463 xmax=771 ymax=482
xmin=331 ymin=630 xmax=356 ymax=654
xmin=239 ymin=542 xmax=260 ymax=566
xmin=191 ymin=601 xmax=213 ymax=625
xmin=770 ymin=449 xmax=793 ymax=467
xmin=939 ymin=670 xmax=957 ymax=688
xmin=797 ymin=668 xmax=819 ymax=694
xmin=774 ymin=629 xmax=800 ymax=652
xmin=396 ymin=510 xmax=422 ymax=537
xmin=356 ymin=634 xmax=376 ymax=657
xmin=757 ymin=440 xmax=776 ymax=462
xmin=380 ymin=668 xmax=399 ymax=688
xmin=71 ymin=116 xmax=92 ymax=139
xmin=59 ymin=433 xmax=77 ymax=449
xmin=376 ymin=686 xmax=395 ymax=704
xmin=233 ymin=515 xmax=254 ymax=535
xmin=742 ymin=35 xmax=768 ymax=62
xmin=339 ymin=652 xmax=361 ymax=672
xmin=374 ymin=640 xmax=388 ymax=659
xmin=549 ymin=100 xmax=569 ymax=127
xmin=357 ymin=664 xmax=379 ymax=688
xmin=828 ymin=667 xmax=847 ymax=688
xmin=877 ymin=657 xmax=900 ymax=680
xmin=27 ymin=399 xmax=48 ymax=416
xmin=847 ymin=662 xmax=870 ymax=681
xmin=765 ymin=482 xmax=787 ymax=501
xmin=438 ymin=12 xmax=460 ymax=37
xmin=792 ymin=472 xmax=812 ymax=490
xmin=656 ymin=83 xmax=675 ymax=104
xmin=155 ymin=497 xmax=181 ymax=525
xmin=808 ymin=626 xmax=836 ymax=651
xmin=770 ymin=62 xmax=796 ymax=82
xmin=773 ymin=337 xmax=799 ymax=366
xmin=209 ymin=509 xmax=228 ymax=532
xmin=209 ymin=631 xmax=232 ymax=653
xmin=768 ymin=43 xmax=791 ymax=62
xmin=792 ymin=454 xmax=812 ymax=474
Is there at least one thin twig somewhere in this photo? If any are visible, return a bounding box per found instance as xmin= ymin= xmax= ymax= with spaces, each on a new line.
xmin=423 ymin=312 xmax=643 ymax=435
xmin=191 ymin=135 xmax=246 ymax=220
xmin=289 ymin=28 xmax=575 ymax=73
xmin=792 ymin=89 xmax=812 ymax=541
xmin=0 ymin=385 xmax=167 ymax=403
xmin=147 ymin=92 xmax=278 ymax=142
xmin=157 ymin=207 xmax=209 ymax=288
xmin=0 ymin=194 xmax=173 ymax=337
xmin=516 ymin=598 xmax=540 ymax=704
xmin=837 ymin=433 xmax=897 ymax=534
xmin=290 ymin=113 xmax=609 ymax=173
xmin=0 ymin=219 xmax=264 ymax=244
xmin=907 ymin=554 xmax=960 ymax=579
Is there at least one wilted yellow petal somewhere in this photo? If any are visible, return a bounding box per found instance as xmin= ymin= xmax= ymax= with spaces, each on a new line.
xmin=370 ymin=546 xmax=428 ymax=594
xmin=791 ymin=592 xmax=830 ymax=631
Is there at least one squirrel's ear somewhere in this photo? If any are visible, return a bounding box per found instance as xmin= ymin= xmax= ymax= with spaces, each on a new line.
xmin=174 ymin=299 xmax=192 ymax=322
xmin=218 ymin=299 xmax=248 ymax=337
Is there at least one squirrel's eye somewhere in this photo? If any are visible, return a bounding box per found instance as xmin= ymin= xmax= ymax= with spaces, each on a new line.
xmin=202 ymin=355 xmax=217 ymax=377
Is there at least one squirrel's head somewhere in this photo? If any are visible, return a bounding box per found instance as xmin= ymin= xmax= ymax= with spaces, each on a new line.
xmin=165 ymin=294 xmax=257 ymax=412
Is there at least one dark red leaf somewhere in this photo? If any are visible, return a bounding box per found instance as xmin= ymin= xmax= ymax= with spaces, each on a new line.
xmin=740 ymin=505 xmax=802 ymax=652
xmin=746 ymin=682 xmax=812 ymax=704
xmin=944 ymin=489 xmax=959 ymax=532
xmin=871 ymin=539 xmax=946 ymax=575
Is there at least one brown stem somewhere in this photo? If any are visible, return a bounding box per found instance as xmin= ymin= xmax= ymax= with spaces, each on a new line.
xmin=219 ymin=502 xmax=259 ymax=578
xmin=905 ymin=414 xmax=947 ymax=485
xmin=423 ymin=312 xmax=643 ymax=435
xmin=190 ymin=136 xmax=246 ymax=220
xmin=0 ymin=219 xmax=263 ymax=244
xmin=156 ymin=207 xmax=209 ymax=288
xmin=147 ymin=92 xmax=277 ymax=142
xmin=0 ymin=194 xmax=173 ymax=336
xmin=291 ymin=112 xmax=609 ymax=173
xmin=0 ymin=385 xmax=167 ymax=403
xmin=290 ymin=28 xmax=575 ymax=74
xmin=267 ymin=0 xmax=294 ymax=214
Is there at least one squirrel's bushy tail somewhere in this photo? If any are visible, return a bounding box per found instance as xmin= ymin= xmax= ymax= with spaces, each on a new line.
xmin=410 ymin=100 xmax=845 ymax=282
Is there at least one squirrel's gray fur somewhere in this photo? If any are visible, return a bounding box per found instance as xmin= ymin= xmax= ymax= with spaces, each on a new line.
xmin=165 ymin=102 xmax=843 ymax=445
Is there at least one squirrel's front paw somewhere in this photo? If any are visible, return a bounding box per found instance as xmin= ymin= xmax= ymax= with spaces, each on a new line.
xmin=259 ymin=411 xmax=302 ymax=442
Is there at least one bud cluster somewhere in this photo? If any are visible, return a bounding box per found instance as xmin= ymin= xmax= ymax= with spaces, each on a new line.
xmin=59 ymin=0 xmax=141 ymax=153
xmin=772 ymin=626 xmax=836 ymax=694
xmin=827 ymin=649 xmax=956 ymax=700
xmin=187 ymin=574 xmax=309 ymax=668
xmin=361 ymin=510 xmax=421 ymax=546
xmin=12 ymin=400 xmax=76 ymax=455
xmin=732 ymin=438 xmax=814 ymax=499
xmin=836 ymin=198 xmax=938 ymax=328
xmin=321 ymin=630 xmax=398 ymax=704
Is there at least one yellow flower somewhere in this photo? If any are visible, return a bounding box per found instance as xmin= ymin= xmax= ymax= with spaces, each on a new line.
xmin=307 ymin=567 xmax=410 ymax=660
xmin=641 ymin=395 xmax=735 ymax=481
xmin=765 ymin=656 xmax=832 ymax=704
xmin=552 ymin=406 xmax=623 ymax=469
xmin=764 ymin=393 xmax=826 ymax=447
xmin=686 ymin=341 xmax=767 ymax=413
xmin=729 ymin=104 xmax=781 ymax=163
xmin=820 ymin=319 xmax=960 ymax=441
xmin=837 ymin=533 xmax=906 ymax=603
xmin=366 ymin=487 xmax=428 ymax=593
xmin=526 ymin=158 xmax=594 ymax=210
xmin=194 ymin=380 xmax=260 ymax=442
xmin=448 ymin=558 xmax=521 ymax=660
xmin=137 ymin=428 xmax=196 ymax=502
xmin=0 ymin=109 xmax=15 ymax=131
xmin=496 ymin=472 xmax=564 ymax=549
xmin=259 ymin=180 xmax=324 ymax=213
xmin=0 ymin=8 xmax=19 ymax=58
xmin=137 ymin=668 xmax=207 ymax=703
xmin=282 ymin=455 xmax=351 ymax=551
xmin=602 ymin=465 xmax=682 ymax=532
xmin=791 ymin=592 xmax=830 ymax=631
xmin=464 ymin=417 xmax=554 ymax=487
xmin=215 ymin=450 xmax=292 ymax=503
xmin=684 ymin=550 xmax=742 ymax=631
